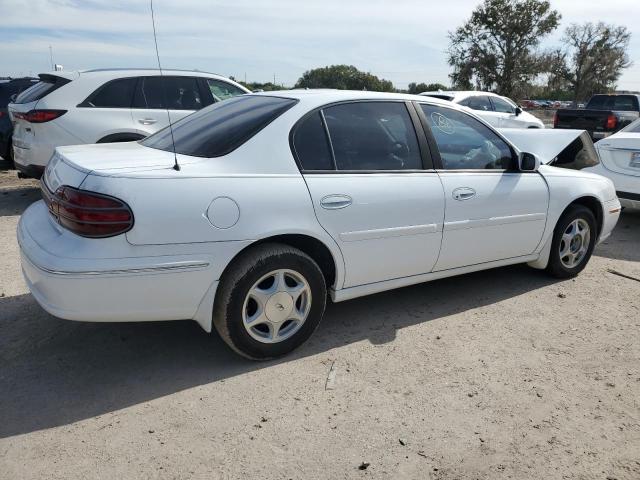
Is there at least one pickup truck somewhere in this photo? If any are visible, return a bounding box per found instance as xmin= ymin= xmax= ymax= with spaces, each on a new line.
xmin=553 ymin=94 xmax=640 ymax=140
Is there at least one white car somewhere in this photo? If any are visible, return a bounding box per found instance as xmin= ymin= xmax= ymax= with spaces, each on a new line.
xmin=8 ymin=68 xmax=249 ymax=178
xmin=420 ymin=91 xmax=545 ymax=129
xmin=18 ymin=91 xmax=620 ymax=359
xmin=586 ymin=118 xmax=640 ymax=209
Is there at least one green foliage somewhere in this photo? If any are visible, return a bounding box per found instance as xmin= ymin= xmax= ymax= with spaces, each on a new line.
xmin=448 ymin=0 xmax=561 ymax=98
xmin=294 ymin=65 xmax=395 ymax=92
xmin=406 ymin=82 xmax=449 ymax=94
xmin=560 ymin=22 xmax=632 ymax=101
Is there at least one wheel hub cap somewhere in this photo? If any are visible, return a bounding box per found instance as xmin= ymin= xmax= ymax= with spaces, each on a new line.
xmin=265 ymin=292 xmax=294 ymax=323
xmin=559 ymin=219 xmax=590 ymax=269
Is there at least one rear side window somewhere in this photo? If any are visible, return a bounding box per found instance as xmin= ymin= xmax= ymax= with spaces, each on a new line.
xmin=292 ymin=112 xmax=334 ymax=170
xmin=459 ymin=96 xmax=493 ymax=111
xmin=85 ymin=78 xmax=136 ymax=108
xmin=142 ymin=95 xmax=297 ymax=158
xmin=323 ymin=102 xmax=422 ymax=170
xmin=133 ymin=76 xmax=203 ymax=111
xmin=206 ymin=79 xmax=246 ymax=101
xmin=14 ymin=75 xmax=70 ymax=104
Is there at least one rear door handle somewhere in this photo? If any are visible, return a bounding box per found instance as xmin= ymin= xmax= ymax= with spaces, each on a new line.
xmin=452 ymin=187 xmax=476 ymax=201
xmin=320 ymin=194 xmax=352 ymax=210
xmin=139 ymin=118 xmax=157 ymax=125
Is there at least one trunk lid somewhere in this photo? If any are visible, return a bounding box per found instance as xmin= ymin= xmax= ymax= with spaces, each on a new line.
xmin=596 ymin=134 xmax=640 ymax=177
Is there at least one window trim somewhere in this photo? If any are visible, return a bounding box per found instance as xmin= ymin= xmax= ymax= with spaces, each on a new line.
xmin=414 ymin=101 xmax=520 ymax=172
xmin=77 ymin=77 xmax=138 ymax=109
xmin=289 ymin=99 xmax=436 ymax=174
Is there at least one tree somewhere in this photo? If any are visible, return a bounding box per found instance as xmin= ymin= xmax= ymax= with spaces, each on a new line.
xmin=561 ymin=22 xmax=632 ymax=102
xmin=294 ymin=65 xmax=394 ymax=92
xmin=448 ymin=0 xmax=560 ymax=98
xmin=407 ymin=82 xmax=449 ymax=94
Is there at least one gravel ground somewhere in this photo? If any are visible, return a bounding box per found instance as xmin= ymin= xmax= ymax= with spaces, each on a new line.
xmin=0 ymin=167 xmax=639 ymax=480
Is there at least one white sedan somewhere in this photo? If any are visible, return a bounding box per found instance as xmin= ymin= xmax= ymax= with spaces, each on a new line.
xmin=420 ymin=90 xmax=545 ymax=129
xmin=586 ymin=118 xmax=640 ymax=209
xmin=18 ymin=91 xmax=620 ymax=359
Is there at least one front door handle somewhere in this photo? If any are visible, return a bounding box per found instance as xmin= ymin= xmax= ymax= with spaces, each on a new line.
xmin=139 ymin=118 xmax=157 ymax=125
xmin=320 ymin=194 xmax=352 ymax=210
xmin=452 ymin=187 xmax=476 ymax=201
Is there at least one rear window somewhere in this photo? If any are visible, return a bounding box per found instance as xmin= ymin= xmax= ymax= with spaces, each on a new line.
xmin=0 ymin=80 xmax=37 ymax=106
xmin=142 ymin=95 xmax=297 ymax=158
xmin=586 ymin=95 xmax=639 ymax=112
xmin=14 ymin=75 xmax=70 ymax=104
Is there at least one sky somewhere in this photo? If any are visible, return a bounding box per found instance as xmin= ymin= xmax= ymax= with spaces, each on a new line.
xmin=0 ymin=0 xmax=638 ymax=90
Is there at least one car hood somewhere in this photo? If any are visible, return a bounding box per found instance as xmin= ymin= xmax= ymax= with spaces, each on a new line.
xmin=498 ymin=128 xmax=585 ymax=164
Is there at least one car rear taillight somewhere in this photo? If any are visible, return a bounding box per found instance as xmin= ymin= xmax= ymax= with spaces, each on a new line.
xmin=553 ymin=112 xmax=559 ymax=128
xmin=41 ymin=184 xmax=133 ymax=238
xmin=14 ymin=109 xmax=66 ymax=123
xmin=605 ymin=114 xmax=617 ymax=130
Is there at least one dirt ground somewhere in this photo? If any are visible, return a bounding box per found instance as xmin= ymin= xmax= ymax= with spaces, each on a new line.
xmin=0 ymin=166 xmax=639 ymax=480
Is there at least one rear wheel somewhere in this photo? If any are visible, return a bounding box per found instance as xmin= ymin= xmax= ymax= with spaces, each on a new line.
xmin=546 ymin=205 xmax=597 ymax=278
xmin=213 ymin=243 xmax=326 ymax=360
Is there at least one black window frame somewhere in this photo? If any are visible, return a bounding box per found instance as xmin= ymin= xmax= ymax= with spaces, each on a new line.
xmin=289 ymin=99 xmax=436 ymax=174
xmin=77 ymin=77 xmax=138 ymax=108
xmin=413 ymin=101 xmax=520 ymax=172
xmin=131 ymin=75 xmax=206 ymax=111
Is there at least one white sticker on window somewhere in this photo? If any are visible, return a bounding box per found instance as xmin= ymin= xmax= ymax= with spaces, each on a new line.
xmin=430 ymin=112 xmax=455 ymax=134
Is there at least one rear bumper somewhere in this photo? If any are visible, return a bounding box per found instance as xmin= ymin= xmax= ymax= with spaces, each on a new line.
xmin=18 ymin=202 xmax=219 ymax=326
xmin=13 ymin=137 xmax=55 ymax=169
xmin=599 ymin=198 xmax=622 ymax=243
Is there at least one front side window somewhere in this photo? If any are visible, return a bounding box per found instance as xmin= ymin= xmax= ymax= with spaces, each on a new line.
xmin=133 ymin=76 xmax=203 ymax=110
xmin=419 ymin=104 xmax=514 ymax=170
xmin=491 ymin=96 xmax=516 ymax=114
xmin=322 ymin=102 xmax=422 ymax=170
xmin=292 ymin=112 xmax=334 ymax=170
xmin=459 ymin=95 xmax=493 ymax=112
xmin=85 ymin=78 xmax=136 ymax=108
xmin=207 ymin=79 xmax=246 ymax=101
xmin=142 ymin=95 xmax=297 ymax=158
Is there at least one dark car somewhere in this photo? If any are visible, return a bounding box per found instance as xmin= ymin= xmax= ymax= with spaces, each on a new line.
xmin=0 ymin=77 xmax=38 ymax=162
xmin=554 ymin=94 xmax=640 ymax=140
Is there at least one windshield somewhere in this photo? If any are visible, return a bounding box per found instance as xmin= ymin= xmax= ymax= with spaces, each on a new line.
xmin=141 ymin=95 xmax=297 ymax=158
xmin=620 ymin=118 xmax=640 ymax=133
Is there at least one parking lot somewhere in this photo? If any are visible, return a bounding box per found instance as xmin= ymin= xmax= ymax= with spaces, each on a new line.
xmin=0 ymin=166 xmax=639 ymax=479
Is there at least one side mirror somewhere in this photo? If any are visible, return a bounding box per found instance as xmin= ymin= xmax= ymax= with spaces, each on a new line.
xmin=519 ymin=152 xmax=540 ymax=172
xmin=515 ymin=106 xmax=523 ymax=116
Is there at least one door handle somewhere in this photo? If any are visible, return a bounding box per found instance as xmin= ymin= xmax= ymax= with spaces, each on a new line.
xmin=452 ymin=187 xmax=476 ymax=201
xmin=138 ymin=118 xmax=157 ymax=125
xmin=320 ymin=194 xmax=352 ymax=210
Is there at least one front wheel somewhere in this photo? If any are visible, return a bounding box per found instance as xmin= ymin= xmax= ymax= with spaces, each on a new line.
xmin=213 ymin=243 xmax=327 ymax=360
xmin=546 ymin=205 xmax=597 ymax=278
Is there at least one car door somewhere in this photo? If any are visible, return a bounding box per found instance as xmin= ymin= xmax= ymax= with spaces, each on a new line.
xmin=131 ymin=76 xmax=204 ymax=134
xmin=458 ymin=95 xmax=503 ymax=128
xmin=490 ymin=96 xmax=521 ymax=128
xmin=416 ymin=102 xmax=549 ymax=271
xmin=292 ymin=101 xmax=445 ymax=288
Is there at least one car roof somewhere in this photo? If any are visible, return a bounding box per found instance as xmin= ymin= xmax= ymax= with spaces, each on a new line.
xmin=251 ymin=89 xmax=459 ymax=110
xmin=34 ymin=68 xmax=244 ymax=83
xmin=420 ymin=90 xmax=504 ymax=100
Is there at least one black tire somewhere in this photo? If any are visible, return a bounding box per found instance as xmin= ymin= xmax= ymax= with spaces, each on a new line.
xmin=546 ymin=205 xmax=597 ymax=279
xmin=213 ymin=243 xmax=327 ymax=360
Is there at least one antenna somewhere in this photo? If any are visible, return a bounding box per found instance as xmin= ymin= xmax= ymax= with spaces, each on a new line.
xmin=150 ymin=0 xmax=180 ymax=171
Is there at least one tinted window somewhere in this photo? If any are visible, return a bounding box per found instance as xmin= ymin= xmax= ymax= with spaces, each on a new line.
xmin=621 ymin=118 xmax=640 ymax=133
xmin=14 ymin=76 xmax=70 ymax=104
xmin=420 ymin=104 xmax=514 ymax=170
xmin=587 ymin=95 xmax=640 ymax=112
xmin=142 ymin=95 xmax=296 ymax=158
xmin=207 ymin=79 xmax=246 ymax=101
xmin=88 ymin=78 xmax=136 ymax=108
xmin=0 ymin=81 xmax=36 ymax=106
xmin=323 ymin=102 xmax=422 ymax=170
xmin=459 ymin=95 xmax=493 ymax=111
xmin=491 ymin=96 xmax=516 ymax=114
xmin=292 ymin=112 xmax=333 ymax=170
xmin=133 ymin=76 xmax=203 ymax=110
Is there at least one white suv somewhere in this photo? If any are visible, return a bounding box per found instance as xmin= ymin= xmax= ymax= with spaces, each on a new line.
xmin=419 ymin=91 xmax=544 ymax=129
xmin=8 ymin=68 xmax=250 ymax=178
